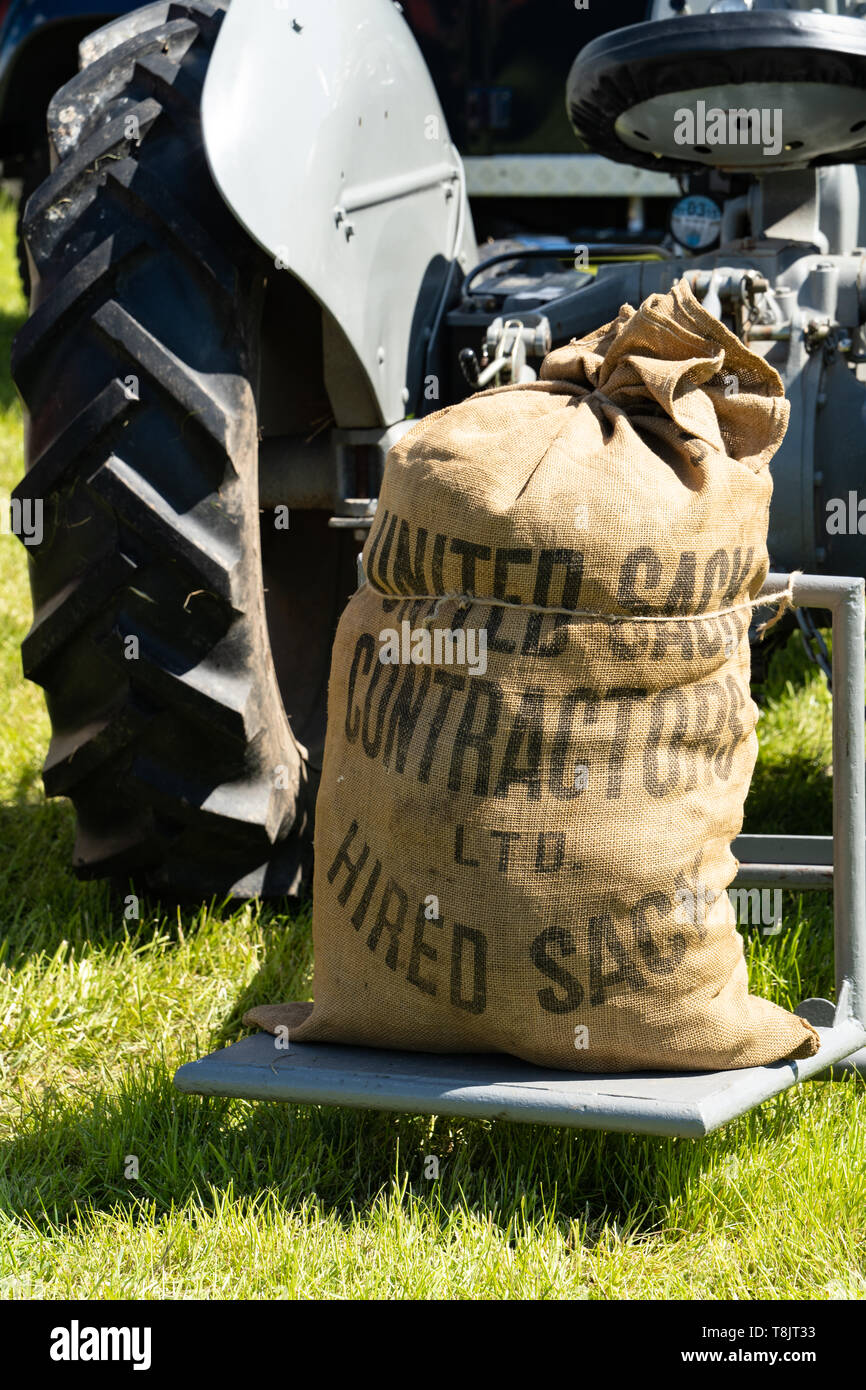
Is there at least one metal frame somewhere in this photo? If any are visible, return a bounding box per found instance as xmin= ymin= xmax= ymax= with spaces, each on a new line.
xmin=174 ymin=574 xmax=866 ymax=1136
xmin=462 ymin=154 xmax=679 ymax=199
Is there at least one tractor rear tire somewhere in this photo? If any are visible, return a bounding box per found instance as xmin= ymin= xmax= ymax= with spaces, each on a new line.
xmin=14 ymin=148 xmax=50 ymax=299
xmin=12 ymin=0 xmax=314 ymax=899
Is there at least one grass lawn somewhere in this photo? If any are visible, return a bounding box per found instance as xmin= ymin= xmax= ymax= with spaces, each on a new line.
xmin=0 ymin=190 xmax=863 ymax=1301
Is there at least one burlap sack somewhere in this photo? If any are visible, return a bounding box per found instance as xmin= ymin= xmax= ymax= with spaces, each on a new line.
xmin=272 ymin=279 xmax=820 ymax=1072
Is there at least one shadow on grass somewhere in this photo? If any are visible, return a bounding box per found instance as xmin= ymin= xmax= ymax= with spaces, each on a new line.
xmin=0 ymin=798 xmax=124 ymax=964
xmin=211 ymin=898 xmax=313 ymax=1047
xmin=0 ymin=609 xmax=848 ymax=1244
xmin=0 ymin=784 xmax=311 ymax=968
xmin=0 ymin=885 xmax=843 ymax=1242
xmin=744 ymin=625 xmax=833 ymax=836
xmin=0 ymin=1049 xmax=836 ymax=1242
xmin=743 ymin=749 xmax=833 ymax=836
xmin=0 ymin=305 xmax=26 ymax=411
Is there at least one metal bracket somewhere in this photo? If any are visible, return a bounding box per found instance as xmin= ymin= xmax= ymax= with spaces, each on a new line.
xmin=259 ymin=421 xmax=414 ymax=521
xmin=733 ymin=572 xmax=866 ymax=1076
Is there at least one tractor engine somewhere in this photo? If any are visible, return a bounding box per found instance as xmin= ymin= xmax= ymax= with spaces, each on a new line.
xmin=446 ymin=2 xmax=866 ymax=584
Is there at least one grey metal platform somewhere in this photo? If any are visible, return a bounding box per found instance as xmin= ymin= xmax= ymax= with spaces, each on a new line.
xmin=174 ymin=573 xmax=866 ymax=1135
xmin=173 ymin=1016 xmax=866 ymax=1138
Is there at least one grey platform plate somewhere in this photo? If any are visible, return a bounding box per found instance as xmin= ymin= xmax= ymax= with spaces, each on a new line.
xmin=173 ymin=1021 xmax=866 ymax=1138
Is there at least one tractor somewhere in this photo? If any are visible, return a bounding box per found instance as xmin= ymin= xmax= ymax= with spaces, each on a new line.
xmin=9 ymin=0 xmax=866 ymax=897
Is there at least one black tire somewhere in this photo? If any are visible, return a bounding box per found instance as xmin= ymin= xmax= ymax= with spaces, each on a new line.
xmin=15 ymin=149 xmax=50 ymax=300
xmin=11 ymin=0 xmax=315 ymax=899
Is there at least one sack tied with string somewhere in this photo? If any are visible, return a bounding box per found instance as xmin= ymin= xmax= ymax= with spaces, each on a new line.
xmin=255 ymin=278 xmax=819 ymax=1072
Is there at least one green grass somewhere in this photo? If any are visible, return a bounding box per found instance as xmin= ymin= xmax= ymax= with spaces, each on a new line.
xmin=0 ymin=188 xmax=863 ymax=1300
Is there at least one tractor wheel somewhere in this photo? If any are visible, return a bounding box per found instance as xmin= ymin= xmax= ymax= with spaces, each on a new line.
xmin=11 ymin=0 xmax=317 ymax=899
xmin=15 ymin=148 xmax=50 ymax=300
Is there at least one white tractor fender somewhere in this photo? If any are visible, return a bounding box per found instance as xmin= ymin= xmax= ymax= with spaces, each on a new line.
xmin=201 ymin=0 xmax=477 ymax=427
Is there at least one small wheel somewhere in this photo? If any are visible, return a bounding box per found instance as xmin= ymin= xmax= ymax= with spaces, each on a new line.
xmin=567 ymin=11 xmax=866 ymax=174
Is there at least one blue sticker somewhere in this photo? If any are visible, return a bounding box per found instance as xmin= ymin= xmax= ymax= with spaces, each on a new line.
xmin=671 ymin=195 xmax=722 ymax=250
